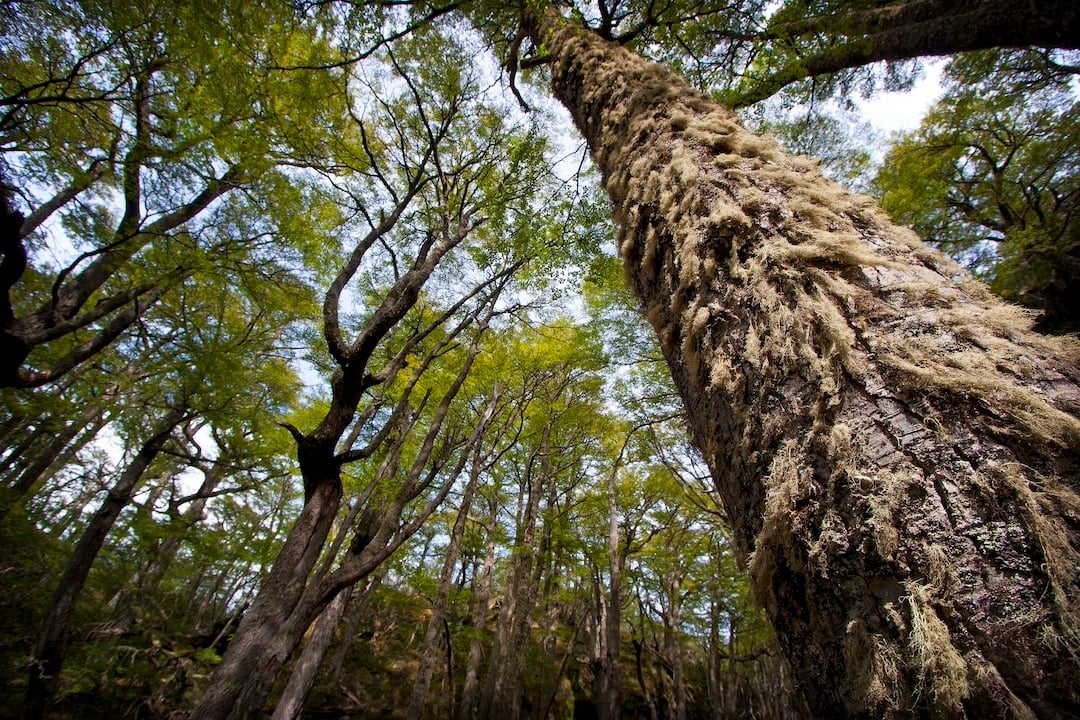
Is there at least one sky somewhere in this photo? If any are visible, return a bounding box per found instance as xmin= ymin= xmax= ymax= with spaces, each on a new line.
xmin=856 ymin=61 xmax=945 ymax=134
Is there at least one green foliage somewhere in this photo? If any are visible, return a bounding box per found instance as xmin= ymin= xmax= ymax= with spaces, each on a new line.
xmin=874 ymin=49 xmax=1080 ymax=331
xmin=0 ymin=2 xmax=944 ymax=717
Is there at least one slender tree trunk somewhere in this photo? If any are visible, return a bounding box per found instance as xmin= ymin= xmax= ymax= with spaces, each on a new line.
xmin=538 ymin=13 xmax=1080 ymax=719
xmin=271 ymin=585 xmax=353 ymax=720
xmin=662 ymin=572 xmax=685 ymax=720
xmin=459 ymin=498 xmax=498 ymax=720
xmin=590 ymin=462 xmax=623 ymax=720
xmin=22 ymin=406 xmax=185 ymax=720
xmin=705 ymin=591 xmax=724 ymax=719
xmin=104 ymin=477 xmax=172 ymax=625
xmin=478 ymin=436 xmax=548 ymax=720
xmin=407 ymin=442 xmax=486 ymax=719
xmin=327 ymin=573 xmax=382 ymax=678
xmin=601 ymin=462 xmax=622 ymax=720
xmin=138 ymin=462 xmax=227 ymax=593
xmin=631 ymin=634 xmax=657 ymax=720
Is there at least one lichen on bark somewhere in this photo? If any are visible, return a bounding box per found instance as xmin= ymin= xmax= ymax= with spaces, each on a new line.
xmin=539 ymin=11 xmax=1080 ymax=718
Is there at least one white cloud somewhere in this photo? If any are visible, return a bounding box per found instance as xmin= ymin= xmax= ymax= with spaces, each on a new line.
xmin=857 ymin=61 xmax=945 ymax=134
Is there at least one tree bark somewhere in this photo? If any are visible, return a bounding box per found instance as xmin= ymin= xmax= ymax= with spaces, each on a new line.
xmin=271 ymin=585 xmax=353 ymax=720
xmin=538 ymin=13 xmax=1080 ymax=719
xmin=189 ymin=474 xmax=343 ymax=720
xmin=22 ymin=406 xmax=186 ymax=720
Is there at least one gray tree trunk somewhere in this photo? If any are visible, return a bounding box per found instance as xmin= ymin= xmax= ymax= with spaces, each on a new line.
xmin=458 ymin=498 xmax=498 ymax=720
xmin=538 ymin=12 xmax=1080 ymax=719
xmin=478 ymin=432 xmax=548 ymax=720
xmin=407 ymin=442 xmax=486 ymax=719
xmin=592 ymin=462 xmax=623 ymax=720
xmin=662 ymin=572 xmax=686 ymax=720
xmin=271 ymin=586 xmax=353 ymax=720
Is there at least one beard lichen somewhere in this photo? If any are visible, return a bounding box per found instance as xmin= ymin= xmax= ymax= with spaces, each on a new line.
xmin=748 ymin=438 xmax=806 ymax=605
xmin=845 ymin=617 xmax=904 ymax=709
xmin=904 ymin=582 xmax=972 ymax=716
xmin=542 ymin=10 xmax=1080 ymax=716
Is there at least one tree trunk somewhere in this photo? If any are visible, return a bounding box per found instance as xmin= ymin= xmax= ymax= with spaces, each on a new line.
xmin=602 ymin=461 xmax=622 ymax=720
xmin=271 ymin=585 xmax=353 ymax=720
xmin=22 ymin=406 xmax=185 ymax=720
xmin=538 ymin=13 xmax=1080 ymax=719
xmin=138 ymin=461 xmax=227 ymax=594
xmin=327 ymin=573 xmax=382 ymax=678
xmin=478 ymin=433 xmax=548 ymax=720
xmin=190 ymin=475 xmax=343 ymax=720
xmin=407 ymin=443 xmax=485 ymax=719
xmin=662 ymin=572 xmax=686 ymax=720
xmin=592 ymin=462 xmax=623 ymax=720
xmin=459 ymin=497 xmax=498 ymax=720
xmin=631 ymin=633 xmax=658 ymax=720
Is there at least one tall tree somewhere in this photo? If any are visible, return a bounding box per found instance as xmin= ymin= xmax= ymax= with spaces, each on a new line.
xmin=7 ymin=2 xmax=1080 ymax=718
xmin=21 ymin=406 xmax=189 ymax=720
xmin=19 ymin=237 xmax=306 ymax=718
xmin=190 ymin=26 xmax=584 ymax=718
xmin=520 ymin=8 xmax=1080 ymax=717
xmin=405 ymin=384 xmax=517 ymax=720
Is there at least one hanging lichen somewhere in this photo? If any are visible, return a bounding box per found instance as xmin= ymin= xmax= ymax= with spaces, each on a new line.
xmin=540 ymin=10 xmax=1080 ymax=717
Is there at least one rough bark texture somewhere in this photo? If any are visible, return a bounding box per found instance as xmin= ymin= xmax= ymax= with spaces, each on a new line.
xmin=190 ymin=476 xmax=343 ymax=720
xmin=540 ymin=14 xmax=1080 ymax=719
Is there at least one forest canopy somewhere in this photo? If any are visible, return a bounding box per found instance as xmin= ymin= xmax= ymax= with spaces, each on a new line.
xmin=2 ymin=1 xmax=1078 ymax=719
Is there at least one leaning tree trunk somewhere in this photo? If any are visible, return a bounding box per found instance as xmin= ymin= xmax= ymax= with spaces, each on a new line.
xmin=537 ymin=13 xmax=1080 ymax=719
xmin=271 ymin=585 xmax=353 ymax=720
xmin=23 ymin=406 xmax=185 ymax=720
xmin=190 ymin=474 xmax=343 ymax=720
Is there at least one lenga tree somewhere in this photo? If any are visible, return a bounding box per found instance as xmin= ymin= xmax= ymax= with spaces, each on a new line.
xmin=191 ymin=1 xmax=1079 ymax=717
xmin=8 ymin=1 xmax=1077 ymax=718
xmin=497 ymin=5 xmax=1079 ymax=719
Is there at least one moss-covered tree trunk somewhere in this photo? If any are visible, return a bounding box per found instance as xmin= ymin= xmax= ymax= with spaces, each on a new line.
xmin=537 ymin=14 xmax=1080 ymax=719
